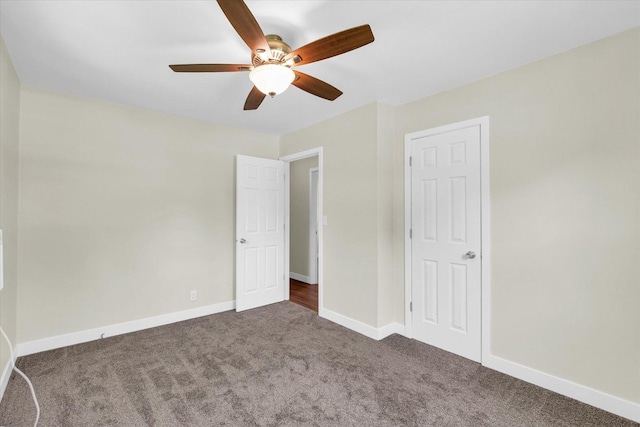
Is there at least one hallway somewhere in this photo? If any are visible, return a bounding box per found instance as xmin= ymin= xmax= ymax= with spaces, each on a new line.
xmin=289 ymin=279 xmax=318 ymax=312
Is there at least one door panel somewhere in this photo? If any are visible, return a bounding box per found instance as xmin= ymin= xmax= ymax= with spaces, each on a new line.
xmin=236 ymin=155 xmax=285 ymax=312
xmin=449 ymin=263 xmax=468 ymax=332
xmin=422 ymin=260 xmax=438 ymax=323
xmin=411 ymin=125 xmax=481 ymax=362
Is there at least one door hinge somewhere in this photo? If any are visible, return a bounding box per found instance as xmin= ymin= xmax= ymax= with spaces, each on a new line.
xmin=410 ymin=302 xmax=413 ymax=312
xmin=409 ymin=229 xmax=412 ymax=239
xmin=409 ymin=156 xmax=412 ymax=167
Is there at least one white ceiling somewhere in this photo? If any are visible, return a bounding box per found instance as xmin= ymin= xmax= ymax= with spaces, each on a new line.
xmin=1 ymin=1 xmax=639 ymax=135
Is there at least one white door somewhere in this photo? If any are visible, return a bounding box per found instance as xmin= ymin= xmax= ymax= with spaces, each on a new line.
xmin=410 ymin=125 xmax=482 ymax=362
xmin=236 ymin=155 xmax=285 ymax=312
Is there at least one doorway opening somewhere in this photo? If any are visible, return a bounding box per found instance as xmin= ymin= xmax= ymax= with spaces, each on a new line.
xmin=281 ymin=148 xmax=323 ymax=314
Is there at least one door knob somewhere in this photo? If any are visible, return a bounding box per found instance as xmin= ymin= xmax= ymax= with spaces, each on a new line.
xmin=465 ymin=251 xmax=476 ymax=259
xmin=239 ymin=238 xmax=246 ymax=244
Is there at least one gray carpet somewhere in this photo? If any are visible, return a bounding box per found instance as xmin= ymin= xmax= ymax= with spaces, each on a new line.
xmin=0 ymin=302 xmax=636 ymax=426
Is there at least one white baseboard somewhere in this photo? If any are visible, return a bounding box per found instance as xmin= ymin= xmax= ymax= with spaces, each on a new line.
xmin=484 ymin=354 xmax=640 ymax=423
xmin=11 ymin=301 xmax=636 ymax=423
xmin=319 ymin=308 xmax=405 ymax=341
xmin=377 ymin=322 xmax=406 ymax=340
xmin=15 ymin=301 xmax=235 ymax=357
xmin=0 ymin=358 xmax=13 ymax=403
xmin=320 ymin=308 xmax=379 ymax=340
xmin=319 ymin=307 xmax=639 ymax=422
xmin=289 ymin=272 xmax=315 ymax=284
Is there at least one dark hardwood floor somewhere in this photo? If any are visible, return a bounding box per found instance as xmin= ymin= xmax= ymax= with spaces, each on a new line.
xmin=290 ymin=279 xmax=318 ymax=312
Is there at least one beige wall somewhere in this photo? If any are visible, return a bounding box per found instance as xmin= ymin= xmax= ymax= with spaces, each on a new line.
xmin=16 ymin=86 xmax=279 ymax=343
xmin=280 ymin=104 xmax=380 ymax=326
xmin=289 ymin=156 xmax=318 ymax=278
xmin=376 ymin=103 xmax=395 ymax=327
xmin=394 ymin=28 xmax=640 ymax=403
xmin=0 ymin=37 xmax=21 ymax=374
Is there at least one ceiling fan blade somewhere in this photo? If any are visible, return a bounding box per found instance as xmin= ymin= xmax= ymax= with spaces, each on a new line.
xmin=217 ymin=0 xmax=270 ymax=56
xmin=292 ymin=71 xmax=343 ymax=101
xmin=285 ymin=24 xmax=374 ymax=66
xmin=169 ymin=64 xmax=252 ymax=72
xmin=244 ymin=86 xmax=266 ymax=110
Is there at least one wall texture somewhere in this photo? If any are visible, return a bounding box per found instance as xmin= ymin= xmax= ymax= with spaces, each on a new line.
xmin=289 ymin=156 xmax=318 ymax=279
xmin=393 ymin=28 xmax=640 ymax=403
xmin=17 ymin=87 xmax=279 ymax=343
xmin=0 ymin=36 xmax=21 ymax=380
xmin=376 ymin=103 xmax=395 ymax=328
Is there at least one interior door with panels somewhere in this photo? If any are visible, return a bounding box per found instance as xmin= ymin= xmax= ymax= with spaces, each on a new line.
xmin=236 ymin=155 xmax=285 ymax=312
xmin=410 ymin=125 xmax=482 ymax=362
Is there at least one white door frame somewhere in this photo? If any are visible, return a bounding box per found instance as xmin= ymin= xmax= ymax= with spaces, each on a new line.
xmin=404 ymin=116 xmax=491 ymax=362
xmin=309 ymin=167 xmax=319 ymax=284
xmin=280 ymin=147 xmax=324 ymax=313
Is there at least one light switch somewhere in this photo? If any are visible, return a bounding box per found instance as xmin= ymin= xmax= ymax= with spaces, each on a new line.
xmin=322 ymin=216 xmax=328 ymax=226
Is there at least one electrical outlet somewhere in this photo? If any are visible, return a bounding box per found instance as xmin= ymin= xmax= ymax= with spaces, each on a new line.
xmin=190 ymin=290 xmax=197 ymax=302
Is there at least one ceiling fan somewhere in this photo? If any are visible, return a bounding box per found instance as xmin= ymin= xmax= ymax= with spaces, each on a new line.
xmin=169 ymin=0 xmax=375 ymax=110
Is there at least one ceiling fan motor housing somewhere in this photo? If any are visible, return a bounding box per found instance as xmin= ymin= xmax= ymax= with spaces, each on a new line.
xmin=252 ymin=34 xmax=293 ymax=65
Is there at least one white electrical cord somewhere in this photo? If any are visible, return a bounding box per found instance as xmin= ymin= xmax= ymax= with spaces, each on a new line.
xmin=0 ymin=326 xmax=40 ymax=427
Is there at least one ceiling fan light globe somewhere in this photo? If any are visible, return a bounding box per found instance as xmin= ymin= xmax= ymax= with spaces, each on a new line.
xmin=249 ymin=64 xmax=295 ymax=97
